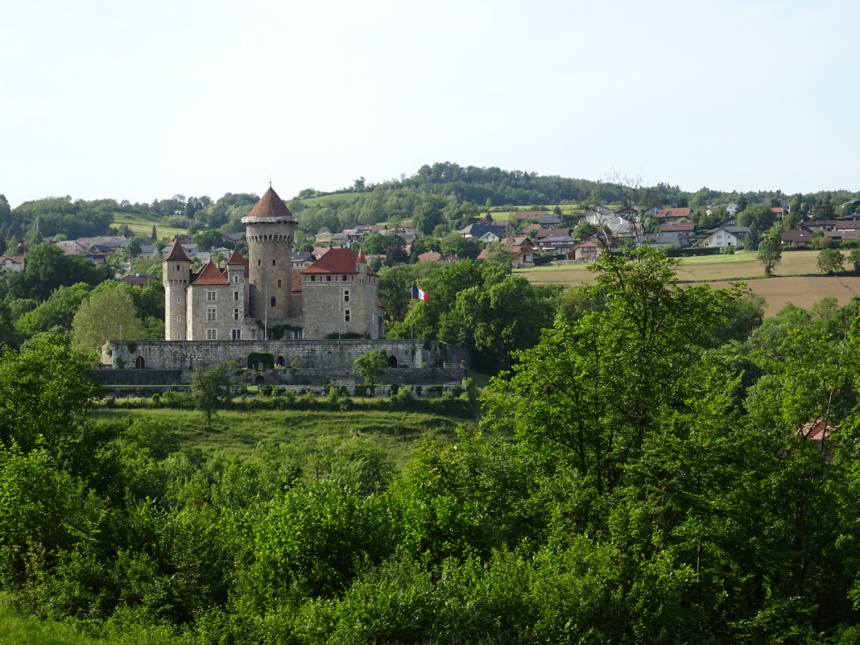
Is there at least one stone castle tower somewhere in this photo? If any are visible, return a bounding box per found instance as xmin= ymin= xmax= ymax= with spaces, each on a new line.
xmin=241 ymin=187 xmax=297 ymax=324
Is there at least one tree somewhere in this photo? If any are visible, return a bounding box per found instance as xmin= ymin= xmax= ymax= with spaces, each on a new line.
xmin=849 ymin=247 xmax=860 ymax=274
xmin=191 ymin=362 xmax=233 ymax=430
xmin=757 ymin=235 xmax=783 ymax=277
xmin=71 ymin=282 xmax=145 ymax=355
xmin=353 ymin=350 xmax=387 ymax=386
xmin=14 ymin=282 xmax=91 ymax=339
xmin=0 ymin=333 xmax=102 ymax=456
xmin=125 ymin=237 xmax=142 ymax=259
xmin=817 ymin=248 xmax=844 ymax=275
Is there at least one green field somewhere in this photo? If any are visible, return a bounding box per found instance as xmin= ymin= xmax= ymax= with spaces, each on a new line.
xmin=518 ymin=250 xmax=860 ymax=315
xmin=300 ymin=192 xmax=367 ymax=207
xmin=92 ymin=407 xmax=470 ymax=470
xmin=112 ymin=211 xmax=187 ymax=240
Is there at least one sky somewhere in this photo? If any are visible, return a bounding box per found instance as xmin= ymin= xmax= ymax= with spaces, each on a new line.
xmin=2 ymin=0 xmax=858 ymax=207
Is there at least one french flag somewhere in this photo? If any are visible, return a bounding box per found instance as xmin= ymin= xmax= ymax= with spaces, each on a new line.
xmin=412 ymin=285 xmax=429 ymax=302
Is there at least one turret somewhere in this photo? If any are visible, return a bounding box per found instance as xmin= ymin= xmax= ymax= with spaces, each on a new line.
xmin=163 ymin=240 xmax=191 ymax=340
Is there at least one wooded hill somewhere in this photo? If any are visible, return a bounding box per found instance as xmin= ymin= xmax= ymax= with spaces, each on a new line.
xmin=2 ymin=162 xmax=858 ymax=250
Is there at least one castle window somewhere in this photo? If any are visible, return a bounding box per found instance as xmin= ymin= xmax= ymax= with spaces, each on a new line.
xmin=206 ymin=329 xmax=217 ymax=340
xmin=342 ymin=275 xmax=347 ymax=281
xmin=207 ymin=291 xmax=216 ymax=302
xmin=233 ymin=308 xmax=240 ymax=320
xmin=233 ymin=276 xmax=240 ymax=284
xmin=278 ymin=280 xmax=282 ymax=288
xmin=176 ymin=315 xmax=182 ymax=322
xmin=176 ymin=296 xmax=181 ymax=303
xmin=257 ymin=260 xmax=261 ymax=266
xmin=231 ymin=329 xmax=241 ymax=340
xmin=270 ymin=297 xmax=276 ymax=307
xmin=311 ymin=276 xmax=316 ymax=282
xmin=207 ymin=307 xmax=216 ymax=321
xmin=272 ymin=260 xmax=276 ymax=266
xmin=234 ymin=291 xmax=239 ymax=301
xmin=326 ymin=276 xmax=331 ymax=282
xmin=344 ymin=309 xmax=351 ymax=322
xmin=343 ymin=289 xmax=350 ymax=302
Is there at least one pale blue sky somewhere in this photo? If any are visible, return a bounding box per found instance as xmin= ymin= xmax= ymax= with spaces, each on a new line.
xmin=2 ymin=0 xmax=857 ymax=206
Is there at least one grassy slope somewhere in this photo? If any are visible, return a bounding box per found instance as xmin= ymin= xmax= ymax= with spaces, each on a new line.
xmin=300 ymin=192 xmax=367 ymax=207
xmin=112 ymin=211 xmax=187 ymax=239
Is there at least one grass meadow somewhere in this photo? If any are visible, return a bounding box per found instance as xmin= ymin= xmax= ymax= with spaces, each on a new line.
xmin=92 ymin=407 xmax=471 ymax=470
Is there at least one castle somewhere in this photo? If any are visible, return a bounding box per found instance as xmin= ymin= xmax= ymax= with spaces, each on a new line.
xmin=163 ymin=186 xmax=384 ymax=341
xmin=96 ymin=185 xmax=469 ymax=390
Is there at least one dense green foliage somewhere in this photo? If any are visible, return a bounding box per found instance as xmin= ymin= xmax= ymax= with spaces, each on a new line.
xmin=8 ymin=227 xmax=860 ymax=640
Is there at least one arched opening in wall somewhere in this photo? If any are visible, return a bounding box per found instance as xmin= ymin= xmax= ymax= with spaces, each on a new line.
xmin=388 ymin=355 xmax=398 ymax=368
xmin=255 ymin=375 xmax=265 ymax=385
xmin=271 ymin=296 xmax=276 ymax=307
xmin=135 ymin=356 xmax=145 ymax=369
xmin=276 ymin=355 xmax=285 ymax=367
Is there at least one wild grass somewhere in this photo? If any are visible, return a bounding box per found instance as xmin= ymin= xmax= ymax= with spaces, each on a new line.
xmin=92 ymin=407 xmax=470 ymax=470
xmin=0 ymin=594 xmax=185 ymax=644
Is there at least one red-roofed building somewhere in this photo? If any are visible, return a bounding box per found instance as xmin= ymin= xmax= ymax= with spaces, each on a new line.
xmin=657 ymin=207 xmax=692 ymax=219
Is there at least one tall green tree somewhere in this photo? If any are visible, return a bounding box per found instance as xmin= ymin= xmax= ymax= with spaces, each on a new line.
xmin=757 ymin=234 xmax=783 ymax=277
xmin=817 ymin=248 xmax=844 ymax=274
xmin=191 ymin=362 xmax=234 ymax=431
xmin=71 ymin=282 xmax=145 ymax=355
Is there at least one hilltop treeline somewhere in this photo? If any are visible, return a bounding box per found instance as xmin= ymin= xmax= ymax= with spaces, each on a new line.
xmin=4 ymin=250 xmax=860 ymax=642
xmin=3 ymin=163 xmax=859 ymax=247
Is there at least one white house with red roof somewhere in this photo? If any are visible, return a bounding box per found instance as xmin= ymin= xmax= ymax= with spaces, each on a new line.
xmin=163 ymin=186 xmax=383 ymax=341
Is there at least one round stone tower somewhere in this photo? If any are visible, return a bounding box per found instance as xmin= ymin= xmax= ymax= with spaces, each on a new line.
xmin=162 ymin=239 xmax=191 ymax=340
xmin=241 ymin=186 xmax=297 ymax=322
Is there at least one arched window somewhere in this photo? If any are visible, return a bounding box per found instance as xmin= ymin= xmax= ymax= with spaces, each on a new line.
xmin=135 ymin=356 xmax=145 ymax=369
xmin=276 ymin=355 xmax=286 ymax=367
xmin=388 ymin=355 xmax=398 ymax=368
xmin=270 ymin=296 xmax=276 ymax=307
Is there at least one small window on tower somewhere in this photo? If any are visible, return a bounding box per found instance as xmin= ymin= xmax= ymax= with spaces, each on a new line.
xmin=344 ymin=309 xmax=351 ymax=322
xmin=326 ymin=276 xmax=331 ymax=282
xmin=234 ymin=291 xmax=239 ymax=301
xmin=311 ymin=276 xmax=316 ymax=282
xmin=271 ymin=297 xmax=276 ymax=307
xmin=343 ymin=289 xmax=350 ymax=302
xmin=272 ymin=260 xmax=276 ymax=266
xmin=342 ymin=275 xmax=347 ymax=281
xmin=233 ymin=308 xmax=240 ymax=320
xmin=257 ymin=260 xmax=261 ymax=266
xmin=278 ymin=280 xmax=282 ymax=288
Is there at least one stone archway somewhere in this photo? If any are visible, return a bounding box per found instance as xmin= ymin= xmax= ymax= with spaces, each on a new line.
xmin=135 ymin=356 xmax=145 ymax=369
xmin=388 ymin=354 xmax=398 ymax=368
xmin=276 ymin=355 xmax=286 ymax=367
xmin=255 ymin=375 xmax=265 ymax=385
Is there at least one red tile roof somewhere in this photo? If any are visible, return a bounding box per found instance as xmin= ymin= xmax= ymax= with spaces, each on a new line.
xmin=418 ymin=251 xmax=442 ymax=262
xmin=247 ymin=186 xmax=295 ymax=219
xmin=164 ymin=240 xmax=190 ymax=262
xmin=191 ymin=261 xmax=229 ymax=285
xmin=660 ymin=222 xmax=695 ymax=233
xmin=300 ymin=247 xmax=378 ymax=276
xmin=226 ymin=249 xmax=250 ymax=278
xmin=657 ymin=207 xmax=692 ymax=219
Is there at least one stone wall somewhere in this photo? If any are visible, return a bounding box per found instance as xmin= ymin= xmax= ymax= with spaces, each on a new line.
xmin=101 ymin=339 xmax=469 ymax=373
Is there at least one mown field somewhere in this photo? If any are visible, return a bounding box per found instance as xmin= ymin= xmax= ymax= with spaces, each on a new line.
xmin=519 ymin=250 xmax=860 ymax=315
xmin=112 ymin=210 xmax=187 ymax=239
